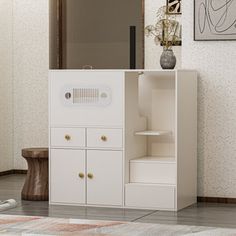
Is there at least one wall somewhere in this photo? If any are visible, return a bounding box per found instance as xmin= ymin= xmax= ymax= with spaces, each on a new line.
xmin=0 ymin=0 xmax=14 ymax=172
xmin=145 ymin=0 xmax=182 ymax=69
xmin=13 ymin=0 xmax=49 ymax=169
xmin=182 ymin=1 xmax=236 ymax=198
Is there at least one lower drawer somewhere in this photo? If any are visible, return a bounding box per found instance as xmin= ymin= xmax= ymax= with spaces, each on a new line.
xmin=125 ymin=183 xmax=175 ymax=210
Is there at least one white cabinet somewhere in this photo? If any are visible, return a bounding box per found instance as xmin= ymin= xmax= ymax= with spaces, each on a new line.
xmin=50 ymin=149 xmax=123 ymax=206
xmin=87 ymin=150 xmax=123 ymax=206
xmin=50 ymin=149 xmax=86 ymax=204
xmin=49 ymin=70 xmax=197 ymax=211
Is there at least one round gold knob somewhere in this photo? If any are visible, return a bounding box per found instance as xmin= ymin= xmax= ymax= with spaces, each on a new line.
xmin=101 ymin=135 xmax=107 ymax=142
xmin=65 ymin=135 xmax=71 ymax=141
xmin=87 ymin=173 xmax=93 ymax=179
xmin=78 ymin=173 xmax=84 ymax=179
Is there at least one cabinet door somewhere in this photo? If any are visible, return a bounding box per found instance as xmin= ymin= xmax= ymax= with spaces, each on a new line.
xmin=87 ymin=150 xmax=123 ymax=206
xmin=50 ymin=149 xmax=86 ymax=204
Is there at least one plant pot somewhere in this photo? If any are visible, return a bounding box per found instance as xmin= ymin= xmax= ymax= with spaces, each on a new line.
xmin=160 ymin=49 xmax=176 ymax=70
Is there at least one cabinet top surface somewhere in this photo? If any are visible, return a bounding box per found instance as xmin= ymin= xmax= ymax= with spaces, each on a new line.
xmin=49 ymin=69 xmax=197 ymax=73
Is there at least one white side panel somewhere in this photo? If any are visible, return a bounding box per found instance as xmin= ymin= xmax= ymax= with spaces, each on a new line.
xmin=50 ymin=149 xmax=86 ymax=204
xmin=176 ymin=70 xmax=198 ymax=210
xmin=125 ymin=183 xmax=175 ymax=210
xmin=51 ymin=128 xmax=86 ymax=147
xmin=49 ymin=71 xmax=124 ymax=127
xmin=87 ymin=150 xmax=123 ymax=206
xmin=124 ymin=72 xmax=147 ymax=184
xmin=87 ymin=128 xmax=123 ymax=148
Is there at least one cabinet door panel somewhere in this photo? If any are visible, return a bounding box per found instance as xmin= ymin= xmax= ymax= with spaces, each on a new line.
xmin=87 ymin=150 xmax=123 ymax=206
xmin=50 ymin=149 xmax=86 ymax=204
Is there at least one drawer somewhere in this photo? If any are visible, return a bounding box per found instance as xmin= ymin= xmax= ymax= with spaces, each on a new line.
xmin=130 ymin=157 xmax=176 ymax=184
xmin=87 ymin=128 xmax=123 ymax=148
xmin=125 ymin=183 xmax=175 ymax=210
xmin=51 ymin=128 xmax=86 ymax=147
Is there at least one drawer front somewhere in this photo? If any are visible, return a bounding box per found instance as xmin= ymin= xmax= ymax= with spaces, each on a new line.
xmin=87 ymin=128 xmax=123 ymax=148
xmin=125 ymin=184 xmax=175 ymax=210
xmin=130 ymin=162 xmax=176 ymax=184
xmin=51 ymin=128 xmax=86 ymax=147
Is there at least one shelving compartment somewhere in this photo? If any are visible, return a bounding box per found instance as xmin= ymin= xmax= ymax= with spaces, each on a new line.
xmin=125 ymin=71 xmax=177 ymax=209
xmin=132 ymin=72 xmax=176 ymax=182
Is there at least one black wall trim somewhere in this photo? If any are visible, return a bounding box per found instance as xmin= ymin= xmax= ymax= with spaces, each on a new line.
xmin=197 ymin=196 xmax=236 ymax=204
xmin=0 ymin=169 xmax=27 ymax=176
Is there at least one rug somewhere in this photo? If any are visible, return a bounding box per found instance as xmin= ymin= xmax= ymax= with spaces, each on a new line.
xmin=0 ymin=215 xmax=236 ymax=236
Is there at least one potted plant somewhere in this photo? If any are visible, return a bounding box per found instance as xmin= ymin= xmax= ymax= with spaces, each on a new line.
xmin=145 ymin=6 xmax=181 ymax=69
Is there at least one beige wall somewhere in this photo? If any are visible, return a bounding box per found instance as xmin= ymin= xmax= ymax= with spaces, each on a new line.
xmin=182 ymin=1 xmax=236 ymax=198
xmin=13 ymin=0 xmax=49 ymax=169
xmin=0 ymin=0 xmax=14 ymax=172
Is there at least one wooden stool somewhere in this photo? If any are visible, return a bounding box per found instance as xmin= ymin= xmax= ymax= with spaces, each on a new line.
xmin=21 ymin=148 xmax=49 ymax=201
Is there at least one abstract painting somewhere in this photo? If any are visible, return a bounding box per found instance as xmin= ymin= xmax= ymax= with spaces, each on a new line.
xmin=167 ymin=0 xmax=182 ymax=14
xmin=194 ymin=0 xmax=236 ymax=40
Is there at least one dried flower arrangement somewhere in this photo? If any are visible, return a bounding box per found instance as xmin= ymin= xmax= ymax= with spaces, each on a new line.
xmin=145 ymin=6 xmax=181 ymax=50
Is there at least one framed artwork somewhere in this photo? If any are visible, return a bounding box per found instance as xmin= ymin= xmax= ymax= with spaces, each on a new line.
xmin=166 ymin=0 xmax=182 ymax=14
xmin=194 ymin=0 xmax=236 ymax=41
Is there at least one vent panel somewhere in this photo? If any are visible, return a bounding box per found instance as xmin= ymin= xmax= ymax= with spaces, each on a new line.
xmin=73 ymin=88 xmax=100 ymax=104
xmin=62 ymin=85 xmax=112 ymax=106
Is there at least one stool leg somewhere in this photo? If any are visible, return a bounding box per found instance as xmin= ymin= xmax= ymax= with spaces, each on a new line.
xmin=21 ymin=157 xmax=48 ymax=201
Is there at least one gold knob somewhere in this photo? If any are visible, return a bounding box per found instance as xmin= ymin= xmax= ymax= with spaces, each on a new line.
xmin=65 ymin=135 xmax=71 ymax=141
xmin=87 ymin=173 xmax=93 ymax=179
xmin=78 ymin=173 xmax=84 ymax=179
xmin=101 ymin=135 xmax=107 ymax=142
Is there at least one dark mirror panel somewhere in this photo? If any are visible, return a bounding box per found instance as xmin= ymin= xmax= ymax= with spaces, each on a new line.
xmin=50 ymin=0 xmax=144 ymax=69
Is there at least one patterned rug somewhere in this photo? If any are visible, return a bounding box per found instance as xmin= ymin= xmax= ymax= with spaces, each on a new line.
xmin=1 ymin=215 xmax=236 ymax=236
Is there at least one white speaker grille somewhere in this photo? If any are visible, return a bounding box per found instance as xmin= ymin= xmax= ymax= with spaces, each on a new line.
xmin=73 ymin=88 xmax=99 ymax=104
xmin=62 ymin=85 xmax=112 ymax=106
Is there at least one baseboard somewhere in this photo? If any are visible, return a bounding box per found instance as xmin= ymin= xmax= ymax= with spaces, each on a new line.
xmin=197 ymin=196 xmax=236 ymax=204
xmin=0 ymin=169 xmax=27 ymax=176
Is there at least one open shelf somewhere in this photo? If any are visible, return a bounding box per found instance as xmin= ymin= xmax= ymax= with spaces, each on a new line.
xmin=130 ymin=156 xmax=176 ymax=164
xmin=135 ymin=130 xmax=172 ymax=136
xmin=129 ymin=156 xmax=176 ymax=185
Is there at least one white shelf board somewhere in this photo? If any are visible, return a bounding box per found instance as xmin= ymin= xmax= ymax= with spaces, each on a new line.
xmin=135 ymin=130 xmax=172 ymax=136
xmin=130 ymin=156 xmax=176 ymax=164
xmin=142 ymin=71 xmax=176 ymax=78
xmin=126 ymin=182 xmax=176 ymax=187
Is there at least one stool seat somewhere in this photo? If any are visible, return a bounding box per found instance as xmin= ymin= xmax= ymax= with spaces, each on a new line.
xmin=21 ymin=147 xmax=49 ymax=201
xmin=22 ymin=148 xmax=48 ymax=159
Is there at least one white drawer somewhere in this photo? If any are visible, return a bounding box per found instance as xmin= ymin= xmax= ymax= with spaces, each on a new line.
xmin=87 ymin=128 xmax=123 ymax=148
xmin=130 ymin=157 xmax=176 ymax=184
xmin=51 ymin=128 xmax=86 ymax=147
xmin=125 ymin=183 xmax=175 ymax=210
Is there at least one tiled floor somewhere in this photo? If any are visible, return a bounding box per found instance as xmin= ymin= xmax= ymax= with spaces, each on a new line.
xmin=1 ymin=174 xmax=236 ymax=228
